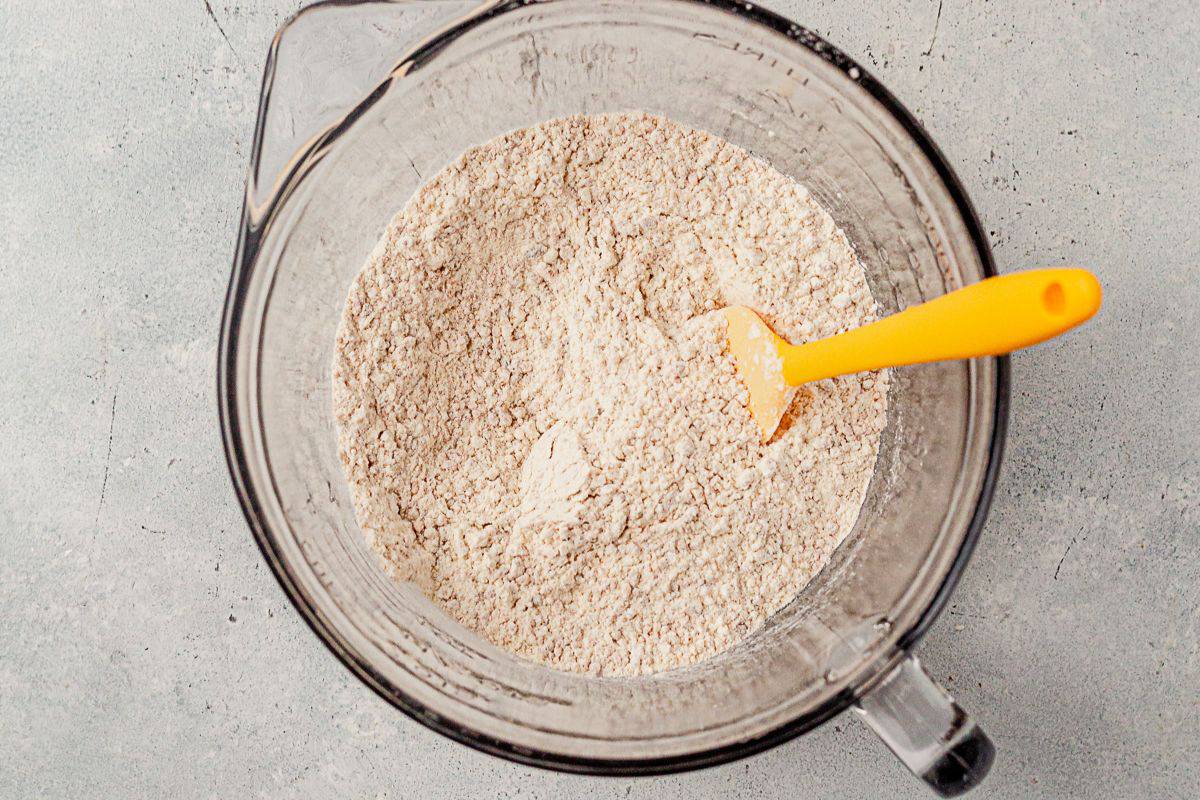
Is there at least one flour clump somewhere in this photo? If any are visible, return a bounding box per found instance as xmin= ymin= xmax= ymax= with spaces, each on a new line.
xmin=333 ymin=112 xmax=888 ymax=676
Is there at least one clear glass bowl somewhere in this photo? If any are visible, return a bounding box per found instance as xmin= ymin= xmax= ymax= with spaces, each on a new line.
xmin=218 ymin=1 xmax=1007 ymax=794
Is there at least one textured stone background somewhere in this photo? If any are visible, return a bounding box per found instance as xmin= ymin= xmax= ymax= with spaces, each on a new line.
xmin=1 ymin=1 xmax=1196 ymax=797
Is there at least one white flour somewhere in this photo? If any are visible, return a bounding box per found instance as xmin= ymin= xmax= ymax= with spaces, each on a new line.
xmin=333 ymin=113 xmax=888 ymax=676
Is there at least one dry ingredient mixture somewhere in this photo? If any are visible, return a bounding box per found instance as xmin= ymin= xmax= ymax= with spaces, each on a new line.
xmin=333 ymin=112 xmax=888 ymax=677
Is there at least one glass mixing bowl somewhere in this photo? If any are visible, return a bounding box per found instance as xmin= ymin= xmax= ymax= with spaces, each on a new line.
xmin=218 ymin=1 xmax=1007 ymax=794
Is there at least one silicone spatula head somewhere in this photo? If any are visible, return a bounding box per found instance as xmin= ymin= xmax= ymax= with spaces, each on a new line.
xmin=722 ymin=305 xmax=796 ymax=442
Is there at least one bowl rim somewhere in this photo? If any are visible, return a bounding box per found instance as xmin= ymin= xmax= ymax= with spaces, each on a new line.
xmin=217 ymin=0 xmax=1010 ymax=776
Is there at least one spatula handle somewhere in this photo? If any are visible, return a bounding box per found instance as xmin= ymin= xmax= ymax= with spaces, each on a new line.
xmin=781 ymin=268 xmax=1102 ymax=386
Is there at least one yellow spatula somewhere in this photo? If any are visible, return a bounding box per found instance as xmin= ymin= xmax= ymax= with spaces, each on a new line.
xmin=724 ymin=267 xmax=1102 ymax=441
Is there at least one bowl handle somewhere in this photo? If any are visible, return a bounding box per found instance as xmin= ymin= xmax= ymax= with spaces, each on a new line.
xmin=855 ymin=655 xmax=995 ymax=797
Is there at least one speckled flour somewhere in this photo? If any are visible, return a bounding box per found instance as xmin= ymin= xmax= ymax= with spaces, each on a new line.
xmin=333 ymin=112 xmax=888 ymax=676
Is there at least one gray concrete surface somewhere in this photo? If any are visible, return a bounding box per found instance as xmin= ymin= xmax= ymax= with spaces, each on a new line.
xmin=1 ymin=1 xmax=1197 ymax=797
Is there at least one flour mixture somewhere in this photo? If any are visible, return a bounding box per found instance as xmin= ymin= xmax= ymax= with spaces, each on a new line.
xmin=333 ymin=112 xmax=888 ymax=676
